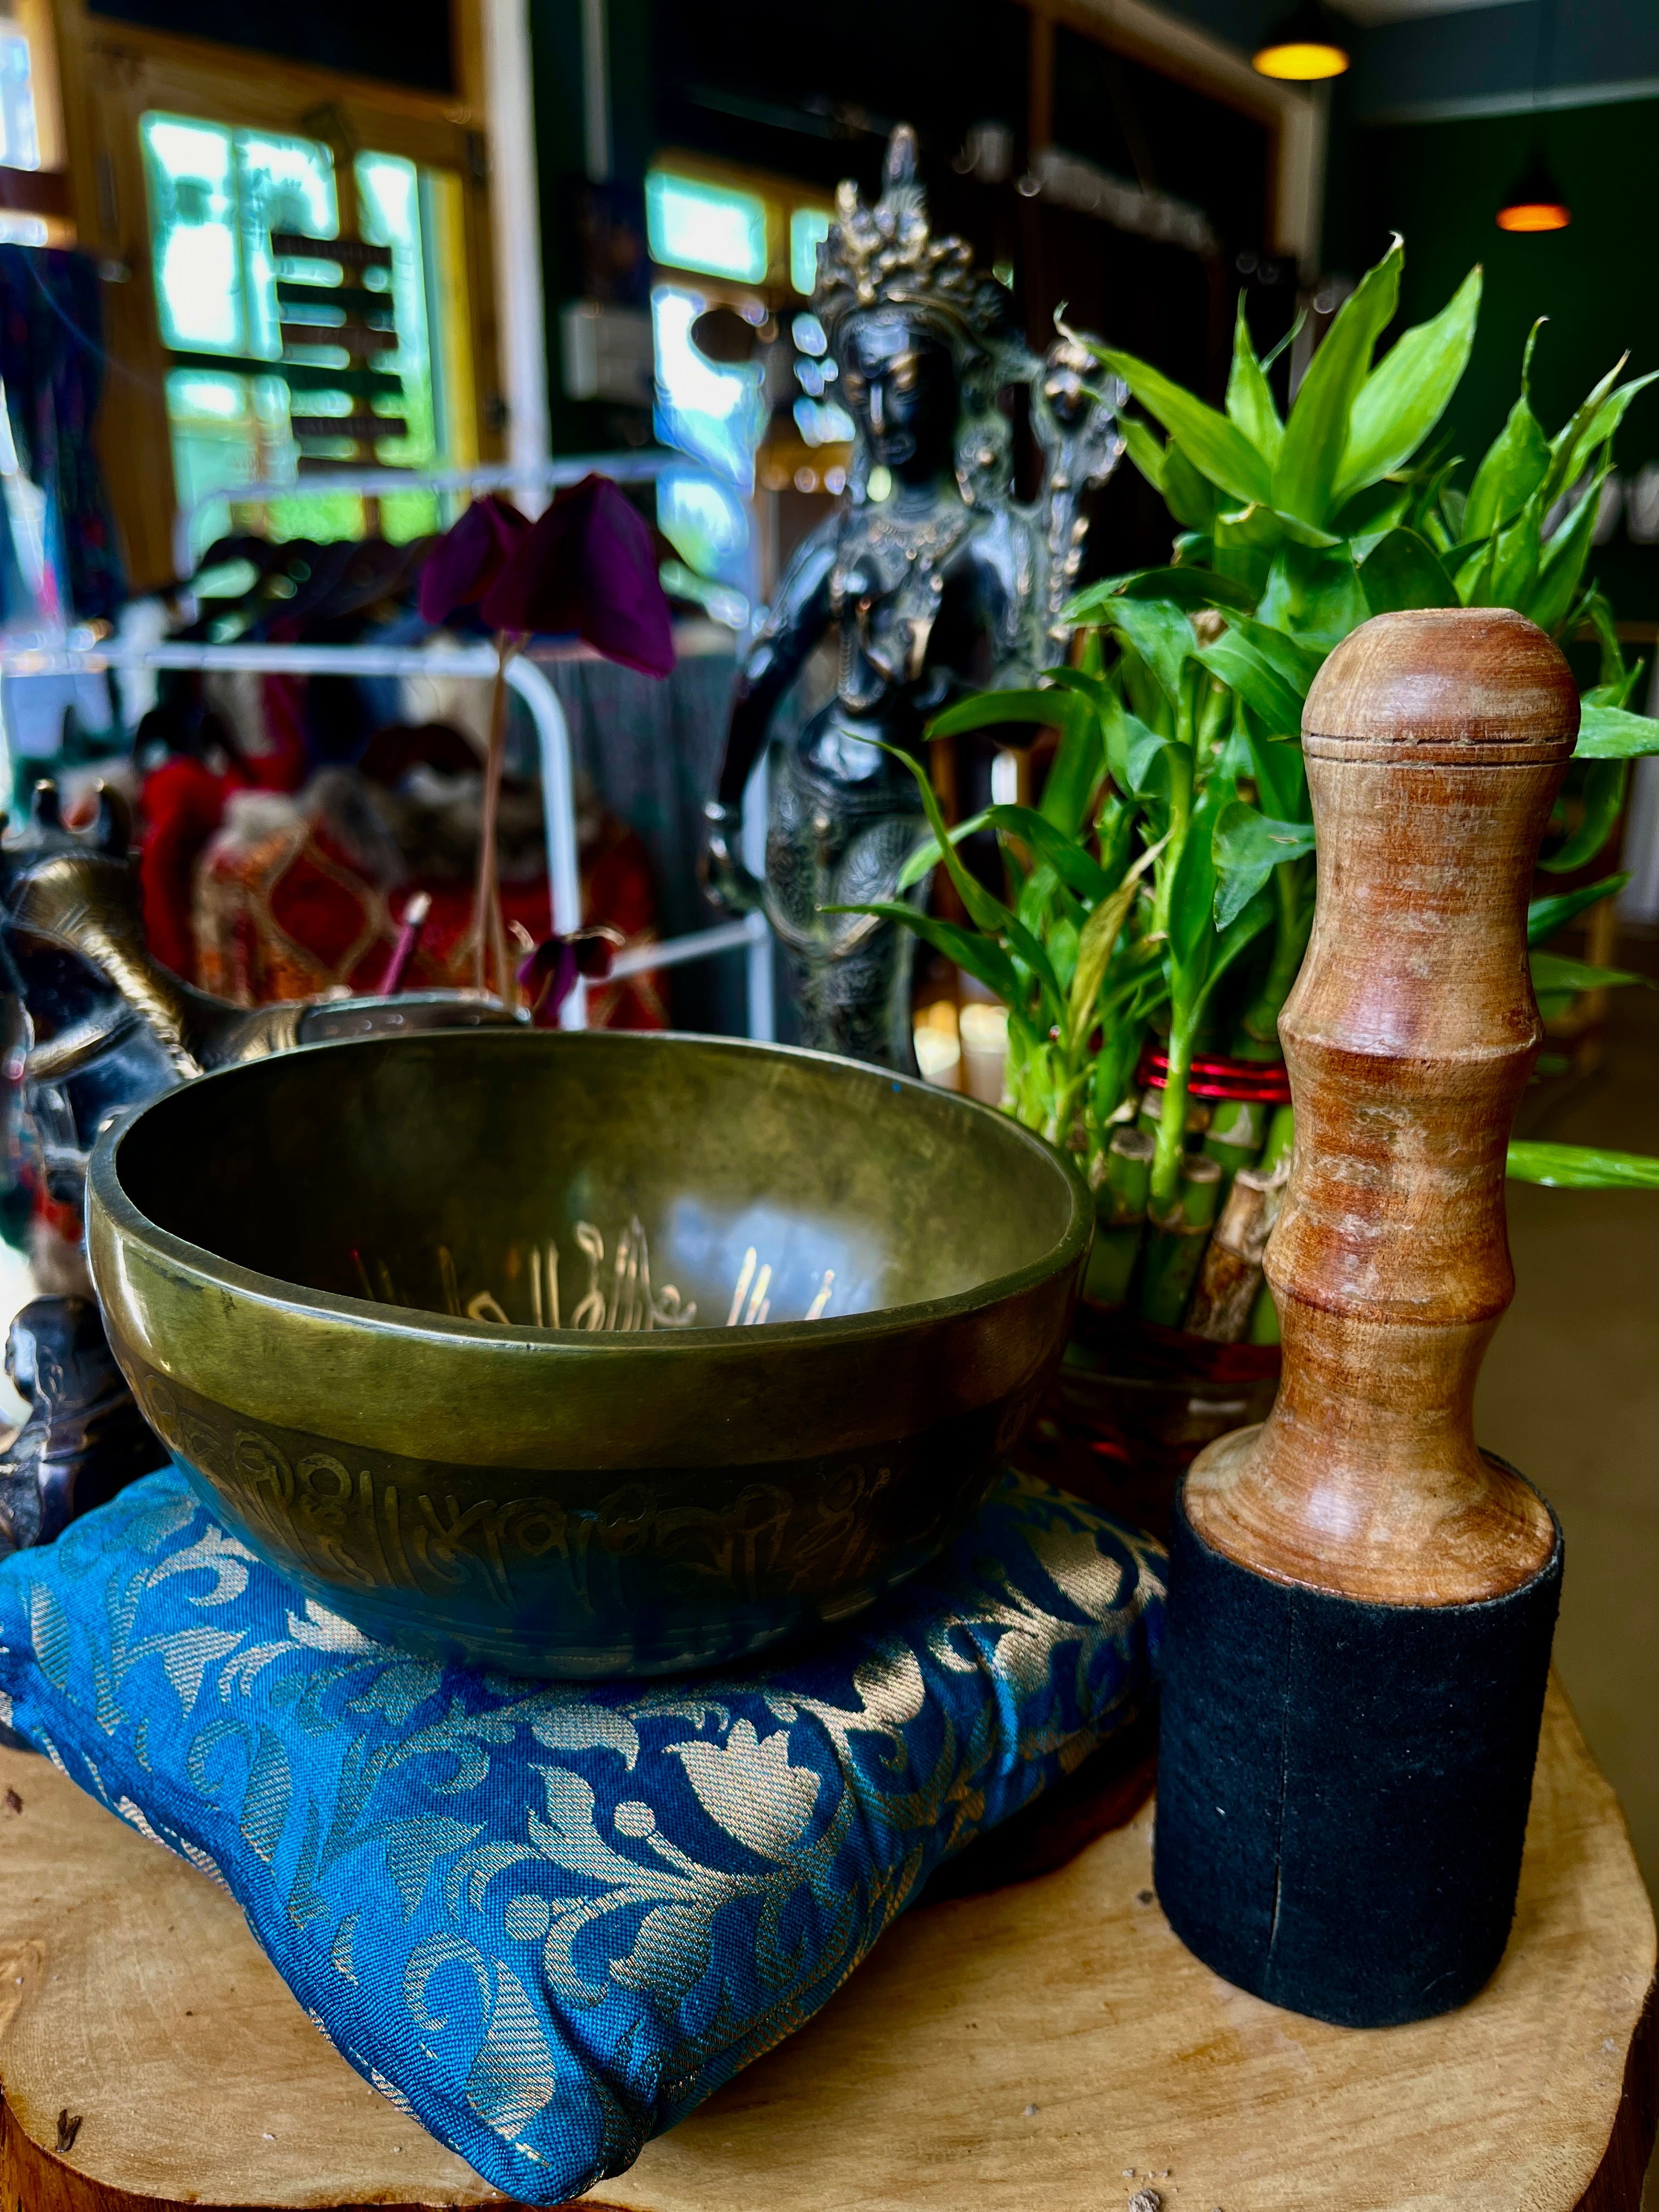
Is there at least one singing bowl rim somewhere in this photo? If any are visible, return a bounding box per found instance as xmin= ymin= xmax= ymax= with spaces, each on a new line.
xmin=86 ymin=1030 xmax=1092 ymax=1471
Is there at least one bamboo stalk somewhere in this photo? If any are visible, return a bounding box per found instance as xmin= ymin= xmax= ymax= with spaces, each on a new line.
xmin=1245 ymin=1104 xmax=1295 ymax=1342
xmin=1136 ymin=1084 xmax=1212 ymax=1145
xmin=1184 ymin=1163 xmax=1284 ymax=1342
xmin=1084 ymin=1124 xmax=1155 ymax=1306
xmin=1248 ymin=1279 xmax=1282 ymax=1345
xmin=1257 ymin=1102 xmax=1295 ymax=1177
xmin=1137 ymin=1152 xmax=1222 ymax=1327
xmin=1203 ymin=1097 xmax=1266 ymax=1198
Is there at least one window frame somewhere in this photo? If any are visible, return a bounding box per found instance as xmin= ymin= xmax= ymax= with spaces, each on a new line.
xmin=49 ymin=0 xmax=501 ymax=588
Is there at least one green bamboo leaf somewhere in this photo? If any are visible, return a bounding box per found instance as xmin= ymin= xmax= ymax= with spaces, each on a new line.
xmin=1123 ymin=718 xmax=1174 ymax=799
xmin=1169 ymin=776 xmax=1235 ymax=971
xmin=895 ymin=806 xmax=993 ymax=893
xmin=1538 ymin=758 xmax=1627 ymax=874
xmin=1529 ymin=948 xmax=1649 ymax=993
xmin=1527 ymin=872 xmax=1630 ymax=943
xmin=1214 ymin=503 xmax=1284 ymax=551
xmin=1505 ymin=1141 xmax=1659 ymax=1189
xmin=1119 ymin=414 xmax=1167 ymax=493
xmin=1335 ymin=264 xmax=1481 ymax=504
xmin=1099 ymin=596 xmax=1197 ymax=703
xmin=1577 ymin=590 xmax=1643 ymax=703
xmin=1039 ymin=701 xmax=1106 ymax=837
xmin=1196 ymin=631 xmax=1306 ymax=736
xmin=1044 ymin=665 xmax=1117 ymax=710
xmin=866 ymin=737 xmax=1016 ymax=938
xmin=1465 ymin=325 xmax=1550 ymax=540
xmin=979 ymin=804 xmax=1115 ymax=901
xmin=827 ymin=901 xmax=1029 ymax=1032
xmin=1196 ymin=884 xmax=1275 ymax=1013
xmin=1086 ymin=342 xmax=1272 ymax=507
xmin=1164 ymin=440 xmax=1221 ymax=532
xmin=1266 ymin=507 xmax=1344 ymax=549
xmin=1523 ymin=464 xmax=1610 ymax=635
xmin=1575 ymin=704 xmax=1659 ymax=759
xmin=1331 ymin=477 xmax=1413 ymax=539
xmin=1231 ymin=616 xmax=1325 ymax=692
xmin=1256 ymin=541 xmax=1369 ymax=648
xmin=925 ymin=688 xmax=1074 ymax=741
xmin=1064 ymin=567 xmax=1258 ymax=620
xmin=1480 ymin=484 xmax=1544 ymax=610
xmin=1541 ymin=357 xmax=1627 ymax=509
xmin=1226 ymin=295 xmax=1284 ymax=464
xmin=1355 ymin=526 xmax=1460 ymax=614
xmin=1067 ymin=871 xmax=1144 ymax=1042
xmin=1546 ymin=368 xmax=1659 ymax=506
xmin=1003 ymin=910 xmax=1068 ymax=1027
xmin=1455 ymin=536 xmax=1497 ymax=608
xmin=1241 ymin=705 xmax=1310 ymax=821
xmin=1116 ymin=641 xmax=1173 ymax=735
xmin=1272 ymin=239 xmax=1402 ymax=527
xmin=1212 ymin=801 xmax=1318 ymax=929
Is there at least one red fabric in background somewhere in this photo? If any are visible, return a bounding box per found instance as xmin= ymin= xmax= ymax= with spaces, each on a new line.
xmin=138 ymin=755 xmax=240 ymax=983
xmin=137 ymin=674 xmax=310 ymax=982
xmin=137 ymin=674 xmax=665 ymax=1025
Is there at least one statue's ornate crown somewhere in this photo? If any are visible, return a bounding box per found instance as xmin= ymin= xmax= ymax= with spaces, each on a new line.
xmin=815 ymin=125 xmax=1011 ymax=356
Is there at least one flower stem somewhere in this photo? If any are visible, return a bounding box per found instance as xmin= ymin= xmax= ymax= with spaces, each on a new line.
xmin=471 ymin=633 xmax=521 ymax=1003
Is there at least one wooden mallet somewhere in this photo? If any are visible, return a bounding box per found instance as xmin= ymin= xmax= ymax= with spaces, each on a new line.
xmin=1153 ymin=605 xmax=1577 ymax=2027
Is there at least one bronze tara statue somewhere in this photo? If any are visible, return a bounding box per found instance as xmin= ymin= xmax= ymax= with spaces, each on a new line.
xmin=702 ymin=124 xmax=1123 ymax=1069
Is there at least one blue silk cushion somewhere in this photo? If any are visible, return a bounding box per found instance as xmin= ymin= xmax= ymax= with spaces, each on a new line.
xmin=0 ymin=1464 xmax=1163 ymax=2205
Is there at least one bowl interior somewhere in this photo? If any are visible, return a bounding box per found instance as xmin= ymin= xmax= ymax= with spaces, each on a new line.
xmin=111 ymin=1031 xmax=1078 ymax=1333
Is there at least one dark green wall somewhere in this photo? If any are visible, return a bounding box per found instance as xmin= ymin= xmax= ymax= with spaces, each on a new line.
xmin=1337 ymin=97 xmax=1659 ymax=622
xmin=88 ymin=0 xmax=455 ymax=89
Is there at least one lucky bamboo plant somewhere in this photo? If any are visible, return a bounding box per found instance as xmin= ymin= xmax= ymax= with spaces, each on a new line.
xmin=857 ymin=238 xmax=1659 ymax=1262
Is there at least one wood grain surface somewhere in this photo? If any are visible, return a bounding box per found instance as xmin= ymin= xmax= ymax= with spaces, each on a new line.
xmin=0 ymin=1681 xmax=1650 ymax=2210
xmin=1187 ymin=607 xmax=1579 ymax=1603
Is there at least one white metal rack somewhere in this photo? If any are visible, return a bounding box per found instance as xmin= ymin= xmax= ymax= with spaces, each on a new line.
xmin=171 ymin=452 xmax=682 ymax=582
xmin=0 ymin=634 xmax=772 ymax=1038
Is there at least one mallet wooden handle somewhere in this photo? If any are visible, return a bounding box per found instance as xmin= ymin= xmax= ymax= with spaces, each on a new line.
xmin=1186 ymin=608 xmax=1578 ymax=1603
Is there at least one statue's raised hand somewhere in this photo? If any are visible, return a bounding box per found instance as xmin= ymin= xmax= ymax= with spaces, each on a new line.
xmin=699 ymin=798 xmax=765 ymax=918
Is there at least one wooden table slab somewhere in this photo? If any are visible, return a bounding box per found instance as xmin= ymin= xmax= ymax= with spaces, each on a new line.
xmin=0 ymin=1683 xmax=1651 ymax=2211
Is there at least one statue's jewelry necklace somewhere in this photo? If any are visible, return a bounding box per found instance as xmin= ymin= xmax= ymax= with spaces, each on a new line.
xmin=830 ymin=500 xmax=978 ymax=707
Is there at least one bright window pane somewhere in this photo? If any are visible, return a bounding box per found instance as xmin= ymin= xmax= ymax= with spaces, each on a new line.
xmin=646 ymin=172 xmax=768 ymax=284
xmin=790 ymin=208 xmax=830 ymax=296
xmin=357 ymin=150 xmax=437 ymax=472
xmin=143 ymin=112 xmax=469 ymax=556
xmin=143 ymin=116 xmax=242 ymax=353
xmin=239 ymin=133 xmax=337 ymax=359
xmin=0 ymin=27 xmax=40 ymax=173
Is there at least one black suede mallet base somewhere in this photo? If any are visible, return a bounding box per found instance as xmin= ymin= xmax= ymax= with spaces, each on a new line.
xmin=1154 ymin=1471 xmax=1561 ymax=2028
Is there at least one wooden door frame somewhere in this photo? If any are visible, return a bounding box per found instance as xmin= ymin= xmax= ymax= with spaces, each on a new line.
xmin=48 ymin=0 xmax=503 ymax=590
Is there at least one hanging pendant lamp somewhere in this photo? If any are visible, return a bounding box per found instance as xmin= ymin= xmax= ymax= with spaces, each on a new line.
xmin=1496 ymin=147 xmax=1571 ymax=232
xmin=1497 ymin=0 xmax=1570 ymax=230
xmin=1252 ymin=1 xmax=1351 ymax=81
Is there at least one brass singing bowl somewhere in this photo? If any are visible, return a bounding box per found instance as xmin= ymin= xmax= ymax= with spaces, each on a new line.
xmin=87 ymin=1031 xmax=1089 ymax=1677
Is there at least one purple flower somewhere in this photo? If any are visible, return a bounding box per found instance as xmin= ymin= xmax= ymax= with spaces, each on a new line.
xmin=517 ymin=927 xmax=621 ymax=1025
xmin=481 ymin=475 xmax=675 ymax=679
xmin=416 ymin=494 xmax=531 ymax=625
